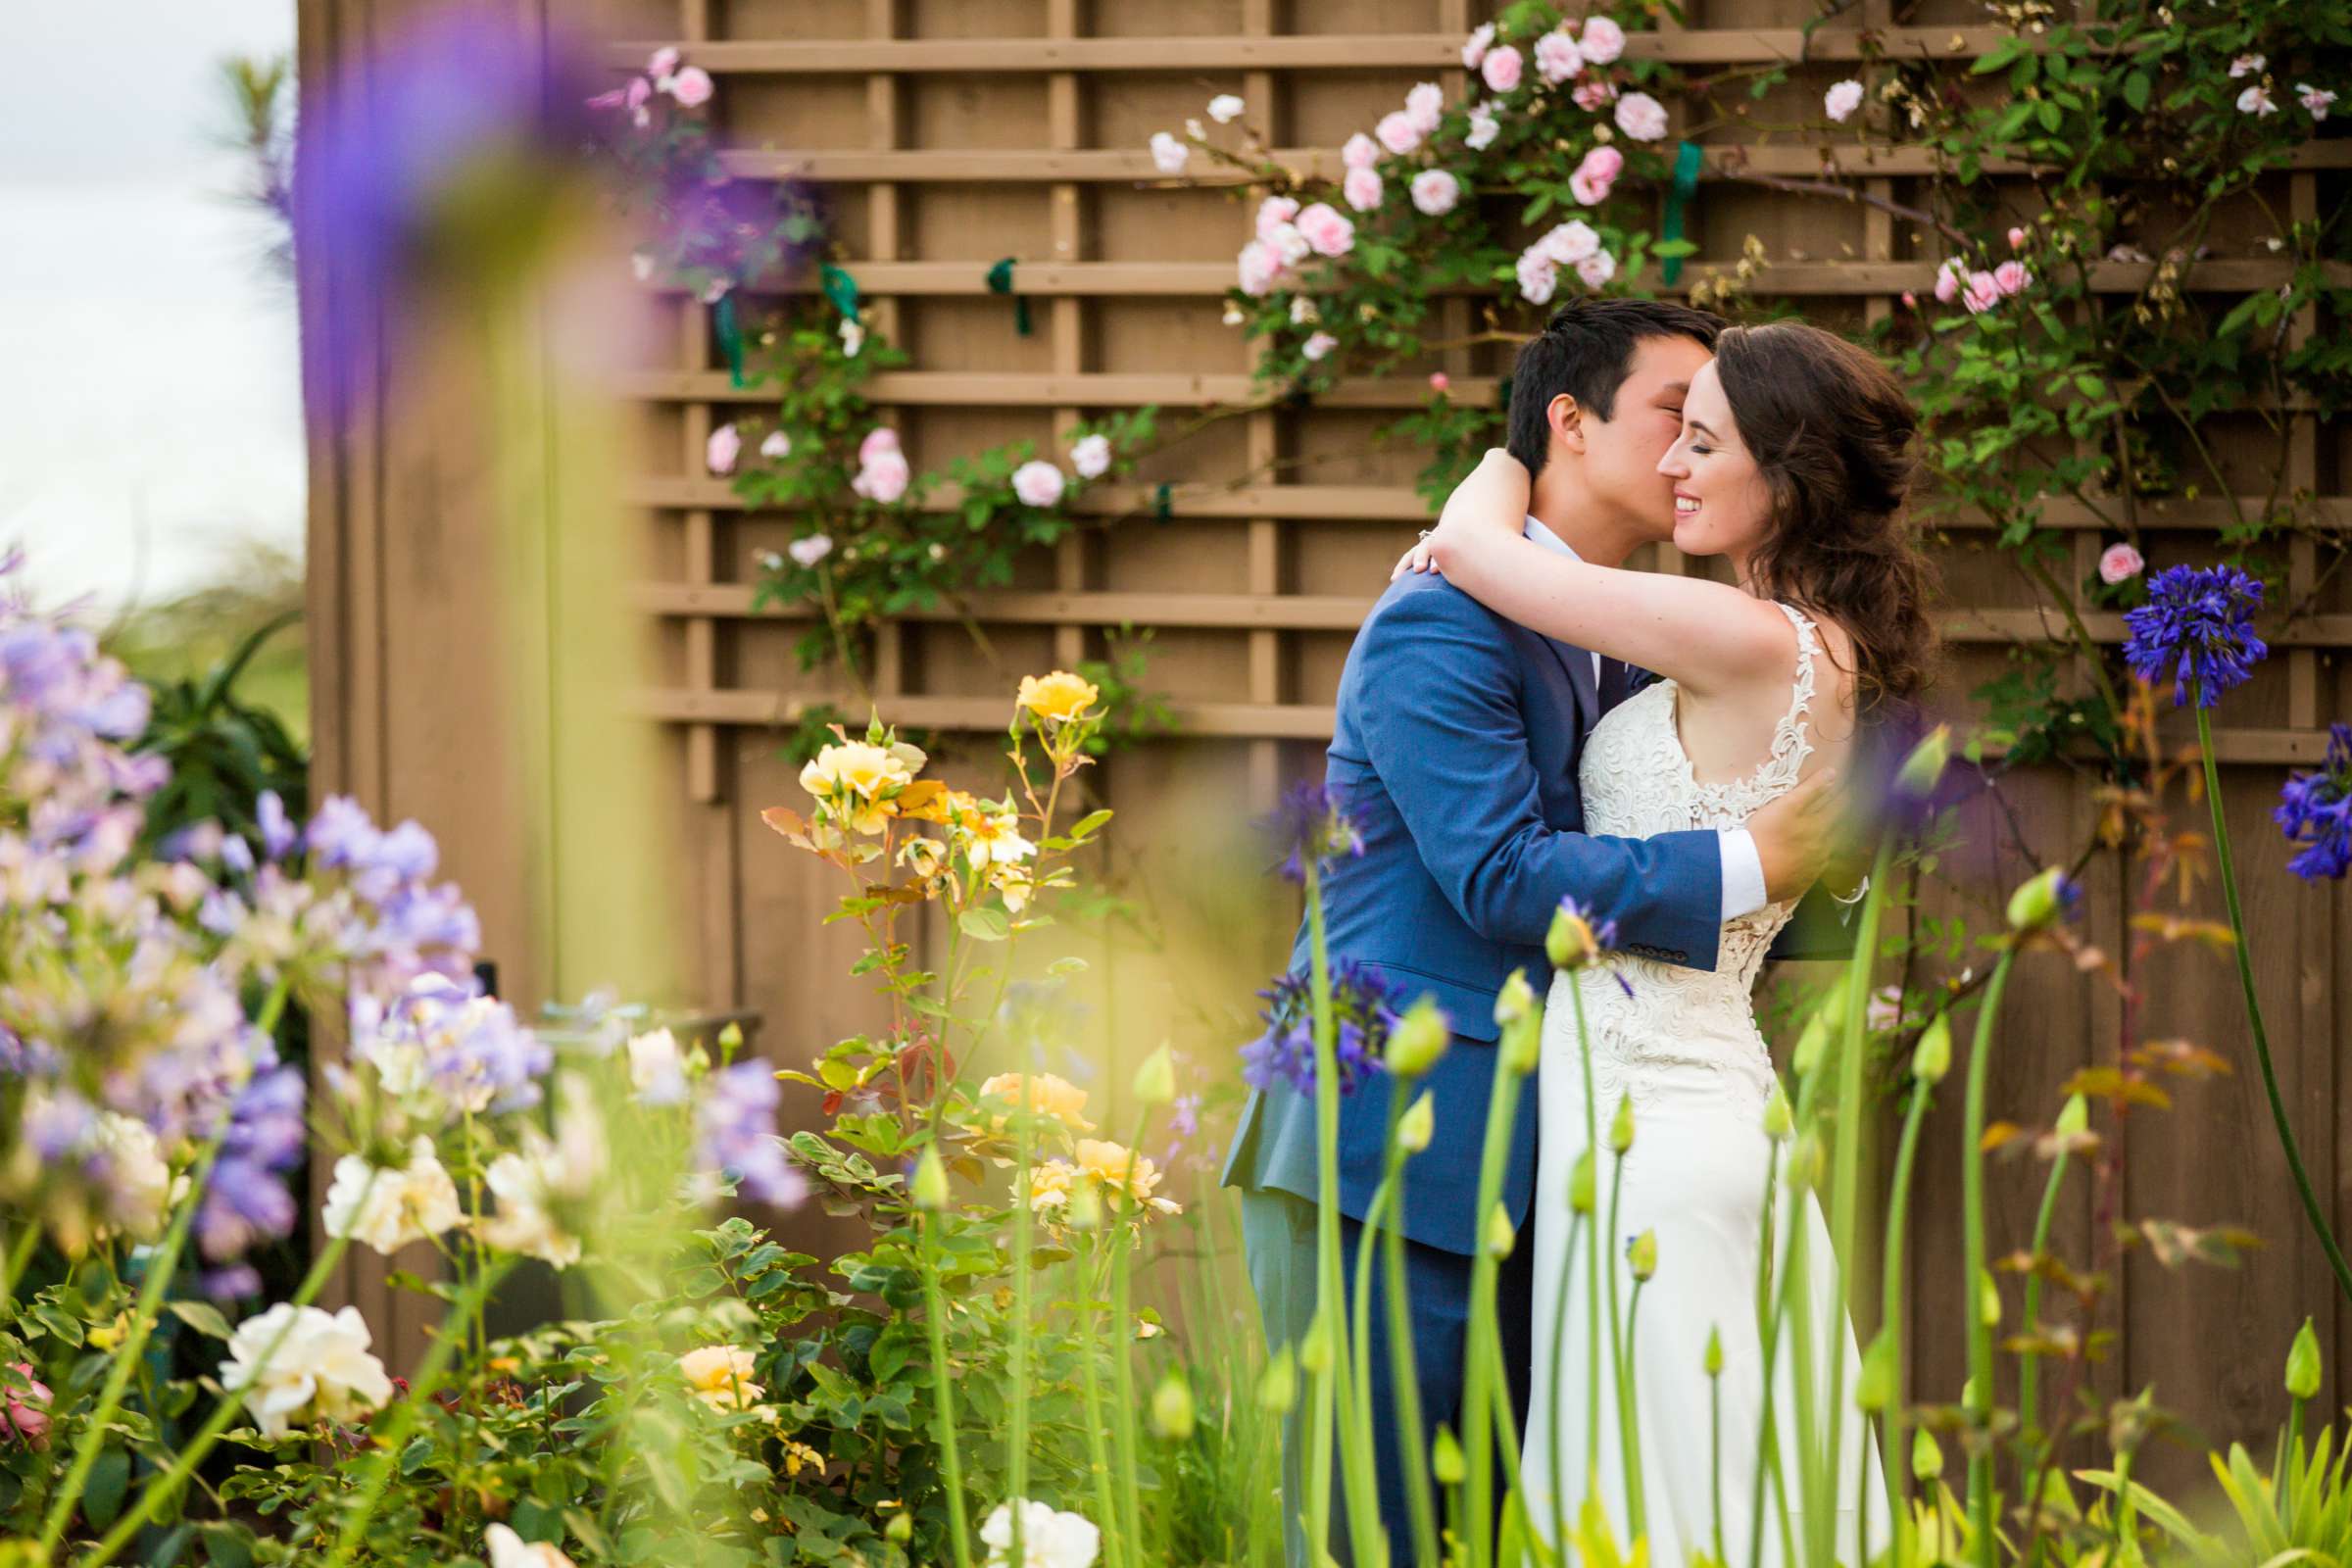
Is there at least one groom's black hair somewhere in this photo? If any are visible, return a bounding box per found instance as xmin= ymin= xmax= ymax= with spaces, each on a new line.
xmin=1505 ymin=298 xmax=1726 ymax=478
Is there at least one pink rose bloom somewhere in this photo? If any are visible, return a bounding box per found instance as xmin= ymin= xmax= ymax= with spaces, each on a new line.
xmin=1267 ymin=222 xmax=1310 ymax=267
xmin=1301 ymin=332 xmax=1339 ymax=363
xmin=1961 ymin=270 xmax=2001 ymax=314
xmin=1295 ymin=202 xmax=1355 ymax=258
xmin=1237 ymin=240 xmax=1281 ymax=296
xmin=1993 ymin=260 xmax=2032 ymax=296
xmin=1375 ymin=111 xmax=1423 ymax=157
xmin=1933 ymin=260 xmax=1967 ymax=305
xmin=1482 ymin=45 xmax=1525 ymax=94
xmin=3 ymin=1365 xmax=50 ymax=1449
xmin=1150 ymin=131 xmax=1190 ymax=173
xmin=624 ymin=76 xmax=653 ymax=111
xmin=2230 ymin=53 xmax=2265 ymax=78
xmin=1344 ymin=168 xmax=1385 ymax=213
xmin=1900 ymin=290 xmax=1918 ymax=308
xmin=1465 ymin=104 xmax=1501 ymax=150
xmin=1576 ymin=249 xmax=1617 ymax=288
xmin=2098 ymin=542 xmax=2144 ymax=585
xmin=649 ymin=46 xmax=680 ymax=79
xmin=1539 ymin=220 xmax=1600 ymax=265
xmin=1429 ymin=371 xmax=1450 ymax=393
xmin=1011 ymin=460 xmax=1067 ymax=509
xmin=1568 ymin=145 xmax=1623 ymax=206
xmin=1342 ymin=133 xmax=1380 ymax=171
xmin=669 ymin=66 xmax=713 ymax=107
xmin=1614 ymin=90 xmax=1669 ymax=141
xmin=1516 ymin=250 xmax=1560 ymax=305
xmin=1070 ymin=433 xmax=1113 ymax=479
xmin=853 ymin=450 xmax=910 ymax=505
xmin=1461 ymin=23 xmax=1494 ymax=70
xmin=2299 ymin=84 xmax=2336 ymax=121
xmin=1579 ymin=17 xmax=1627 ymax=64
xmin=858 ymin=426 xmax=901 ymax=465
xmin=1572 ymin=78 xmax=1617 ymax=112
xmin=2007 ymin=225 xmax=2028 ymax=250
xmin=2238 ymin=83 xmax=2278 ymax=117
xmin=1256 ymin=195 xmax=1300 ymax=242
xmin=706 ymin=423 xmax=741 ymax=475
xmin=1535 ymin=32 xmax=1585 ymax=85
xmin=1410 ymin=169 xmax=1461 ymax=217
xmin=1824 ymin=79 xmax=1864 ymax=122
xmin=1405 ymin=81 xmax=1447 ymax=133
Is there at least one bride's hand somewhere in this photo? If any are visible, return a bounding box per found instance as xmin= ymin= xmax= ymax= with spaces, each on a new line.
xmin=1392 ymin=449 xmax=1534 ymax=580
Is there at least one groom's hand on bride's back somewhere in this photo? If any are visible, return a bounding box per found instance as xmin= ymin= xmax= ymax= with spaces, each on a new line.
xmin=1748 ymin=765 xmax=1851 ymax=904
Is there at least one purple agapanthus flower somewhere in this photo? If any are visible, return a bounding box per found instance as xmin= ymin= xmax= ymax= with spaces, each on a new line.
xmin=2123 ymin=564 xmax=2268 ymax=708
xmin=694 ymin=1061 xmax=807 ymax=1207
xmin=195 ymin=1064 xmax=308 ymax=1268
xmin=2278 ymin=723 xmax=2352 ymax=881
xmin=1241 ymin=961 xmax=1404 ymax=1097
xmin=1266 ymin=781 xmax=1364 ymax=884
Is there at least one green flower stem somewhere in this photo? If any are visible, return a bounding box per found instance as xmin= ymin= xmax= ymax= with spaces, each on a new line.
xmin=1544 ymin=1210 xmax=1587 ymax=1556
xmin=1621 ymin=1275 xmax=1648 ymax=1532
xmin=1779 ymin=1191 xmax=1823 ymax=1568
xmin=321 ymin=1257 xmax=514 ymax=1568
xmin=1571 ymin=980 xmax=1602 ymax=1496
xmin=1481 ymin=1329 xmax=1546 ymax=1568
xmin=38 ymin=1133 xmax=224 ymax=1553
xmin=1075 ymin=1246 xmax=1126 ymax=1568
xmin=1108 ymin=1210 xmax=1146 ymax=1556
xmin=1603 ymin=1107 xmax=1644 ymax=1539
xmin=919 ymin=1210 xmax=976 ymax=1568
xmin=1301 ymin=859 xmax=1344 ymax=1567
xmin=1880 ymin=1070 xmax=1935 ymax=1547
xmin=74 ymin=1173 xmax=374 ymax=1568
xmin=1962 ymin=949 xmax=2017 ymax=1568
xmin=1380 ymin=1130 xmax=1442 ymax=1568
xmin=2015 ymin=1131 xmax=2077 ymax=1483
xmin=1346 ymin=1076 xmax=1408 ymax=1565
xmin=2196 ymin=705 xmax=2352 ymax=1309
xmin=1746 ymin=1136 xmax=1784 ymax=1568
xmin=1461 ymin=1006 xmax=1535 ymax=1568
xmin=1709 ymin=1350 xmax=1726 ymax=1568
xmin=0 ymin=1222 xmax=38 ymax=1317
xmin=1006 ymin=1065 xmax=1037 ymax=1567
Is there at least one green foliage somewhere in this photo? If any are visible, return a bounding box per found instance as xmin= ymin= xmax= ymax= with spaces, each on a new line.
xmin=130 ymin=610 xmax=308 ymax=858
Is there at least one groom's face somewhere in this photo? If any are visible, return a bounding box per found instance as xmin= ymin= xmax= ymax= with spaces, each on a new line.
xmin=1573 ymin=334 xmax=1717 ymax=540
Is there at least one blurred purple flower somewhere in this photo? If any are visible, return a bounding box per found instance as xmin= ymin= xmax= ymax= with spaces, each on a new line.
xmin=1242 ymin=961 xmax=1402 ymax=1097
xmin=2278 ymin=723 xmax=2352 ymax=881
xmin=694 ymin=1061 xmax=806 ymax=1207
xmin=2123 ymin=564 xmax=2267 ymax=708
xmin=1266 ymin=781 xmax=1363 ymax=885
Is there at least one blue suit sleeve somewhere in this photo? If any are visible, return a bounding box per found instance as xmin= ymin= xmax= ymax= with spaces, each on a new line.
xmin=1351 ymin=584 xmax=1726 ymax=971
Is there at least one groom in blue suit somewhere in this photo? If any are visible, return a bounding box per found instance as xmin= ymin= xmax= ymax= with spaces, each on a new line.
xmin=1222 ymin=300 xmax=1842 ymax=1565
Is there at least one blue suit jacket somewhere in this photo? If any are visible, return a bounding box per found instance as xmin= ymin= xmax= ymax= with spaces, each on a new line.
xmin=1221 ymin=570 xmax=1729 ymax=1256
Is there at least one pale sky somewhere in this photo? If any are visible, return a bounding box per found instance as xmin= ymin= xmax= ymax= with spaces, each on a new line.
xmin=0 ymin=2 xmax=305 ymax=612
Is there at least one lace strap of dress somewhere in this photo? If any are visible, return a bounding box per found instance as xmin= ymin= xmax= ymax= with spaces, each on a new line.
xmin=1758 ymin=603 xmax=1820 ymax=791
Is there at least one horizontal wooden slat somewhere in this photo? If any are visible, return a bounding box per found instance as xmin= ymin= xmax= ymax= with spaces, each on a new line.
xmin=637 ymin=682 xmax=2337 ymax=761
xmin=715 ymin=142 xmax=2352 ymax=184
xmin=646 ymin=258 xmax=2328 ymax=304
xmin=639 ymin=581 xmax=2352 ymax=648
xmin=625 ymin=368 xmax=1452 ymax=408
xmin=629 ymin=476 xmax=2352 ymax=533
xmin=604 ymin=26 xmax=2122 ymax=73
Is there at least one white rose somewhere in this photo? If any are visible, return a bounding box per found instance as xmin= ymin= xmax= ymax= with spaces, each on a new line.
xmin=1149 ymin=131 xmax=1189 ymax=173
xmin=981 ymin=1498 xmax=1102 ymax=1568
xmin=626 ymin=1027 xmax=689 ymax=1104
xmin=321 ymin=1138 xmax=462 ymax=1255
xmin=476 ymin=1095 xmax=605 ymax=1268
xmin=220 ymin=1304 xmax=394 ymax=1441
xmin=92 ymin=1111 xmax=174 ymax=1242
xmin=1206 ymin=93 xmax=1244 ymax=124
xmin=1011 ymin=460 xmax=1068 ymax=509
xmin=486 ymin=1524 xmax=578 ymax=1568
xmin=1069 ymin=433 xmax=1112 ymax=479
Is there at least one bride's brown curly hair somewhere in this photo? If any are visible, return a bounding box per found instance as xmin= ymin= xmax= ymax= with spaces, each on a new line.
xmin=1712 ymin=320 xmax=1938 ymax=724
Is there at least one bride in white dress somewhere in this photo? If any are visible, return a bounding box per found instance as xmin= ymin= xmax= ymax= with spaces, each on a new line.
xmin=1398 ymin=320 xmax=1934 ymax=1566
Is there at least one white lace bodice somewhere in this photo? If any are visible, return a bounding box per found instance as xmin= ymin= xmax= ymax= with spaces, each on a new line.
xmin=1552 ymin=603 xmax=1822 ymax=1121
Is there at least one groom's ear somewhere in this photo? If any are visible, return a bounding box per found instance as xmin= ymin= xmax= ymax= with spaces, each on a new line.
xmin=1547 ymin=392 xmax=1587 ymax=457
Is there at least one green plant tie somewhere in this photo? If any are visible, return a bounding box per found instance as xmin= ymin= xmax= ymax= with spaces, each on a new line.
xmin=713 ymin=291 xmax=747 ymax=387
xmin=820 ymin=263 xmax=861 ymax=324
xmin=986 ymin=257 xmax=1032 ymax=335
xmin=1154 ymin=482 xmax=1173 ymax=522
xmin=1659 ymin=140 xmax=1704 ymax=287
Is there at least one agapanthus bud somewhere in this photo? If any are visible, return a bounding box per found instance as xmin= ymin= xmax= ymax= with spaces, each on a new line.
xmin=1912 ymin=1428 xmax=1944 ymax=1480
xmin=1856 ymin=1328 xmax=1895 ymax=1412
xmin=1132 ymin=1044 xmax=1176 ymax=1106
xmin=1569 ymin=1150 xmax=1595 ymax=1215
xmin=1609 ymin=1095 xmax=1635 ymax=1154
xmin=1978 ymin=1269 xmax=2001 ymax=1326
xmin=911 ymin=1146 xmax=950 ymax=1210
xmin=1762 ymin=1086 xmax=1794 ymax=1142
xmin=1298 ymin=1310 xmax=1334 ymax=1375
xmin=2055 ymin=1092 xmax=2088 ymax=1138
xmin=1258 ymin=1347 xmax=1297 ymax=1413
xmin=1066 ymin=1179 xmax=1104 ymax=1231
xmin=1152 ymin=1369 xmax=1196 ymax=1441
xmin=1494 ymin=967 xmax=1537 ymax=1027
xmin=1894 ymin=724 xmax=1951 ymax=799
xmin=1626 ymin=1229 xmax=1657 ymax=1281
xmin=1704 ymin=1325 xmax=1725 ymax=1377
xmin=1499 ymin=1014 xmax=1541 ymax=1076
xmin=1387 ymin=999 xmax=1449 ymax=1078
xmin=2287 ymin=1315 xmax=2323 ymax=1399
xmin=886 ymin=1512 xmax=912 ymax=1543
xmin=1485 ymin=1203 xmax=1517 ymax=1258
xmin=1396 ymin=1091 xmax=1435 ymax=1154
xmin=2006 ymin=866 xmax=2079 ymax=932
xmin=1546 ymin=901 xmax=1605 ymax=970
xmin=1433 ymin=1425 xmax=1466 ymax=1485
xmin=1912 ymin=1013 xmax=1952 ymax=1084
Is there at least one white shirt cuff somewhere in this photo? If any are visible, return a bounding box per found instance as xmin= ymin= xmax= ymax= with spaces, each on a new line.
xmin=1718 ymin=827 xmax=1768 ymax=922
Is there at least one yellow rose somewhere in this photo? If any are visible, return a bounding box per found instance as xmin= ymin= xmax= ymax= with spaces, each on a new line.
xmin=950 ymin=796 xmax=1036 ymax=867
xmin=1015 ymin=671 xmax=1101 ymax=725
xmin=798 ymin=740 xmax=924 ymax=834
xmin=1022 ymin=1159 xmax=1077 ymax=1215
xmin=678 ymin=1345 xmax=764 ymax=1411
xmin=978 ymin=1072 xmax=1095 ymax=1133
xmin=1074 ymin=1138 xmax=1183 ymax=1216
xmin=780 ymin=1438 xmax=826 ymax=1478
